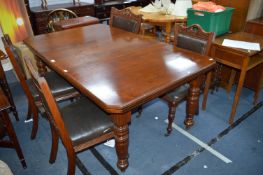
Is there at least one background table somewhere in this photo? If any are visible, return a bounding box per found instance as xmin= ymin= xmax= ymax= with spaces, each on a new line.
xmin=130 ymin=6 xmax=186 ymax=43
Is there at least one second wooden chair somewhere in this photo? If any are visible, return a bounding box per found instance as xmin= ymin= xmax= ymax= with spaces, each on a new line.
xmin=24 ymin=56 xmax=114 ymax=175
xmin=1 ymin=34 xmax=80 ymax=139
xmin=162 ymin=24 xmax=215 ymax=135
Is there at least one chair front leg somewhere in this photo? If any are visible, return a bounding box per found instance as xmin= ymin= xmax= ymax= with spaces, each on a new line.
xmin=166 ymin=101 xmax=177 ymax=136
xmin=30 ymin=104 xmax=39 ymax=140
xmin=49 ymin=123 xmax=59 ymax=164
xmin=202 ymin=71 xmax=212 ymax=111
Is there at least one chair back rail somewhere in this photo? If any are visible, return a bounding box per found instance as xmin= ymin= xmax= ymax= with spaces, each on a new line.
xmin=174 ymin=24 xmax=215 ymax=55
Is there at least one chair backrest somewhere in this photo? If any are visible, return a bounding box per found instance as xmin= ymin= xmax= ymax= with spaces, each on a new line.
xmin=1 ymin=34 xmax=35 ymax=105
xmin=109 ymin=7 xmax=142 ymax=34
xmin=174 ymin=24 xmax=215 ymax=56
xmin=47 ymin=8 xmax=78 ymax=32
xmin=24 ymin=56 xmax=74 ymax=155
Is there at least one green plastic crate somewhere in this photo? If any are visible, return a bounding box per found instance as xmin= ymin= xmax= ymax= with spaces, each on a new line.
xmin=187 ymin=7 xmax=234 ymax=36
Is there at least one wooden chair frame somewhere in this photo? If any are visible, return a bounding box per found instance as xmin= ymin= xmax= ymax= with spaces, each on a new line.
xmin=25 ymin=56 xmax=114 ymax=175
xmin=1 ymin=34 xmax=79 ymax=140
xmin=164 ymin=24 xmax=215 ymax=135
xmin=109 ymin=7 xmax=142 ymax=34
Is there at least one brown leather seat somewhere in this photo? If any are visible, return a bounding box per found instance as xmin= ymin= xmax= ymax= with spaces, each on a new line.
xmin=61 ymin=97 xmax=113 ymax=146
xmin=1 ymin=34 xmax=80 ymax=139
xmin=24 ymin=56 xmax=114 ymax=175
xmin=27 ymin=71 xmax=75 ymax=100
xmin=109 ymin=7 xmax=142 ymax=34
xmin=162 ymin=24 xmax=215 ymax=135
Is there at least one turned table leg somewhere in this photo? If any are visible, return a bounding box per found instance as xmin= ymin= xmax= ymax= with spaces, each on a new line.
xmin=111 ymin=112 xmax=131 ymax=172
xmin=184 ymin=78 xmax=200 ymax=127
xmin=165 ymin=22 xmax=172 ymax=43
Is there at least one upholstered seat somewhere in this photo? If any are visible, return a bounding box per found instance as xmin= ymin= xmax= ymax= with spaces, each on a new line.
xmin=176 ymin=34 xmax=208 ymax=54
xmin=27 ymin=71 xmax=75 ymax=100
xmin=61 ymin=97 xmax=113 ymax=146
xmin=161 ymin=84 xmax=189 ymax=102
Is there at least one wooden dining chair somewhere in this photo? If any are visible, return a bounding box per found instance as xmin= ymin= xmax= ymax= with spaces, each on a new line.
xmin=0 ymin=88 xmax=27 ymax=169
xmin=1 ymin=34 xmax=80 ymax=140
xmin=24 ymin=56 xmax=114 ymax=175
xmin=109 ymin=7 xmax=143 ymax=34
xmin=47 ymin=8 xmax=78 ymax=32
xmin=0 ymin=50 xmax=19 ymax=121
xmin=162 ymin=24 xmax=215 ymax=135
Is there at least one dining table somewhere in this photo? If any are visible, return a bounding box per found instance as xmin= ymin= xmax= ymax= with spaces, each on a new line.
xmin=24 ymin=23 xmax=216 ymax=171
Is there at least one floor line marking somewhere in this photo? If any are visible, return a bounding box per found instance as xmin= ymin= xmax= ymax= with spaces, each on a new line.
xmin=164 ymin=119 xmax=232 ymax=164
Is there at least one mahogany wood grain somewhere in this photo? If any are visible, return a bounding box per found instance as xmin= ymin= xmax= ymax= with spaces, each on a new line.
xmin=211 ymin=32 xmax=263 ymax=124
xmin=24 ymin=24 xmax=216 ymax=171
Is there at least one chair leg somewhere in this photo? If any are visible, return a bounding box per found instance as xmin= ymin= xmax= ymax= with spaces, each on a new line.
xmin=49 ymin=123 xmax=59 ymax=164
xmin=136 ymin=105 xmax=143 ymax=118
xmin=26 ymin=102 xmax=32 ymax=121
xmin=202 ymin=71 xmax=212 ymax=111
xmin=67 ymin=151 xmax=76 ymax=175
xmin=30 ymin=104 xmax=39 ymax=140
xmin=165 ymin=101 xmax=177 ymax=136
xmin=211 ymin=64 xmax=222 ymax=94
xmin=1 ymin=111 xmax=27 ymax=168
xmin=11 ymin=106 xmax=19 ymax=121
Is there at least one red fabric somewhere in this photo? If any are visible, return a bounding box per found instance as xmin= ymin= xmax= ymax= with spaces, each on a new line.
xmin=192 ymin=1 xmax=225 ymax=12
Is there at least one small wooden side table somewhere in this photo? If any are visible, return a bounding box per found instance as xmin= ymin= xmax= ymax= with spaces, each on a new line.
xmin=211 ymin=32 xmax=263 ymax=124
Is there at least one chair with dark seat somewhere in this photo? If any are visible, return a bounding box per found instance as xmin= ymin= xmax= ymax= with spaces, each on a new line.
xmin=1 ymin=34 xmax=80 ymax=139
xmin=24 ymin=56 xmax=114 ymax=175
xmin=0 ymin=88 xmax=27 ymax=169
xmin=47 ymin=8 xmax=78 ymax=32
xmin=109 ymin=7 xmax=143 ymax=34
xmin=162 ymin=24 xmax=215 ymax=135
xmin=0 ymin=50 xmax=18 ymax=121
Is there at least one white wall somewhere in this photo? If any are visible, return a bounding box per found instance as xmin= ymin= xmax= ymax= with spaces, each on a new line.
xmin=29 ymin=0 xmax=95 ymax=7
xmin=0 ymin=27 xmax=4 ymax=53
xmin=247 ymin=0 xmax=263 ymax=20
xmin=0 ymin=27 xmax=13 ymax=71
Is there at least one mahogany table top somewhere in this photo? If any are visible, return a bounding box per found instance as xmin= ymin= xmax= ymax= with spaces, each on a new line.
xmin=24 ymin=24 xmax=215 ymax=113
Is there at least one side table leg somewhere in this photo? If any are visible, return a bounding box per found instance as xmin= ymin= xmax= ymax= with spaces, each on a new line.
xmin=184 ymin=78 xmax=200 ymax=127
xmin=111 ymin=112 xmax=131 ymax=172
xmin=228 ymin=60 xmax=249 ymax=124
